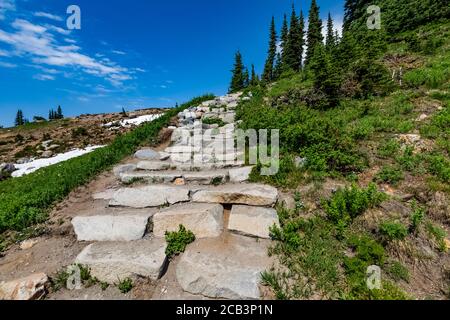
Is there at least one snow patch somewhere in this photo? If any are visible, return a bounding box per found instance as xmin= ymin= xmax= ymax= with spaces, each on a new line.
xmin=104 ymin=113 xmax=164 ymax=128
xmin=12 ymin=146 xmax=105 ymax=178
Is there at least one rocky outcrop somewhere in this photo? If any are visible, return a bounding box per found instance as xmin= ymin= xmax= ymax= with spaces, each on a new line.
xmin=0 ymin=273 xmax=48 ymax=300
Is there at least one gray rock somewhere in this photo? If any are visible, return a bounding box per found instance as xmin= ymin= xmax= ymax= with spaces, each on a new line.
xmin=192 ymin=183 xmax=278 ymax=207
xmin=16 ymin=158 xmax=31 ymax=164
xmin=113 ymin=164 xmax=137 ymax=178
xmin=0 ymin=273 xmax=48 ymax=300
xmin=92 ymin=189 xmax=117 ymax=200
xmin=176 ymin=234 xmax=271 ymax=299
xmin=153 ymin=203 xmax=224 ymax=238
xmin=134 ymin=149 xmax=160 ymax=160
xmin=183 ymin=170 xmax=229 ymax=185
xmin=75 ymin=239 xmax=167 ymax=284
xmin=72 ymin=212 xmax=153 ymax=241
xmin=110 ymin=185 xmax=190 ymax=208
xmin=0 ymin=163 xmax=15 ymax=173
xmin=41 ymin=150 xmax=53 ymax=158
xmin=228 ymin=205 xmax=279 ymax=239
xmin=136 ymin=161 xmax=171 ymax=171
xmin=294 ymin=156 xmax=307 ymax=168
xmin=229 ymin=167 xmax=253 ymax=183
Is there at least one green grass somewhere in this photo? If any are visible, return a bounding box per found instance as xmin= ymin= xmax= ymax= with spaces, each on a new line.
xmin=0 ymin=95 xmax=213 ymax=234
xmin=202 ymin=117 xmax=226 ymax=127
xmin=387 ymin=261 xmax=410 ymax=282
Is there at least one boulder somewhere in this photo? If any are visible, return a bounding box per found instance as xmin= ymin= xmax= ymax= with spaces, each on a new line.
xmin=228 ymin=205 xmax=279 ymax=239
xmin=41 ymin=150 xmax=53 ymax=158
xmin=176 ymin=235 xmax=271 ymax=299
xmin=134 ymin=149 xmax=160 ymax=160
xmin=109 ymin=185 xmax=190 ymax=208
xmin=75 ymin=239 xmax=167 ymax=284
xmin=192 ymin=184 xmax=278 ymax=206
xmin=153 ymin=203 xmax=224 ymax=238
xmin=72 ymin=212 xmax=153 ymax=241
xmin=0 ymin=273 xmax=48 ymax=300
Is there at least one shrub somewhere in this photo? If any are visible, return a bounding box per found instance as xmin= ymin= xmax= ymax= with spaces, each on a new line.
xmin=409 ymin=202 xmax=425 ymax=233
xmin=427 ymin=155 xmax=450 ymax=183
xmin=117 ymin=278 xmax=133 ymax=294
xmin=375 ymin=165 xmax=404 ymax=185
xmin=323 ymin=183 xmax=386 ymax=227
xmin=165 ymin=225 xmax=196 ymax=258
xmin=202 ymin=117 xmax=226 ymax=127
xmin=377 ymin=139 xmax=400 ymax=159
xmin=379 ymin=221 xmax=408 ymax=241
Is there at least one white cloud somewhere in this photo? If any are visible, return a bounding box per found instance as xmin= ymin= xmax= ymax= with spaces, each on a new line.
xmin=0 ymin=60 xmax=16 ymax=68
xmin=112 ymin=50 xmax=126 ymax=55
xmin=34 ymin=12 xmax=63 ymax=22
xmin=33 ymin=74 xmax=55 ymax=81
xmin=0 ymin=18 xmax=133 ymax=87
xmin=0 ymin=48 xmax=9 ymax=56
xmin=0 ymin=0 xmax=15 ymax=20
xmin=64 ymin=38 xmax=77 ymax=44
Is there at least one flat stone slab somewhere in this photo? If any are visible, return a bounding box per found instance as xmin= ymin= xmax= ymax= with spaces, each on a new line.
xmin=75 ymin=238 xmax=167 ymax=284
xmin=134 ymin=149 xmax=160 ymax=160
xmin=92 ymin=189 xmax=117 ymax=200
xmin=228 ymin=206 xmax=279 ymax=239
xmin=176 ymin=234 xmax=271 ymax=300
xmin=153 ymin=203 xmax=224 ymax=238
xmin=192 ymin=184 xmax=278 ymax=206
xmin=137 ymin=161 xmax=172 ymax=171
xmin=109 ymin=185 xmax=190 ymax=208
xmin=72 ymin=212 xmax=153 ymax=241
xmin=183 ymin=170 xmax=229 ymax=185
xmin=229 ymin=167 xmax=253 ymax=183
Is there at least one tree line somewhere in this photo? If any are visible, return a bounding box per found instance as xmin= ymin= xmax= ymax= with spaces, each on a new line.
xmin=229 ymin=0 xmax=436 ymax=108
xmin=14 ymin=106 xmax=64 ymax=127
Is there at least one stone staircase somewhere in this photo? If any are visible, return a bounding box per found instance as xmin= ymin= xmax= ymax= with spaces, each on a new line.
xmin=71 ymin=92 xmax=280 ymax=300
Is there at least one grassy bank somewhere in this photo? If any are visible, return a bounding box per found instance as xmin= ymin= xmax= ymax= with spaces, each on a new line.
xmin=0 ymin=95 xmax=213 ymax=234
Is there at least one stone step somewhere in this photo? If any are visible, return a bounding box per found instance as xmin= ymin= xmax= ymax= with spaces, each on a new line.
xmin=229 ymin=167 xmax=253 ymax=183
xmin=72 ymin=210 xmax=153 ymax=242
xmin=192 ymin=183 xmax=278 ymax=207
xmin=109 ymin=185 xmax=190 ymax=208
xmin=228 ymin=205 xmax=279 ymax=239
xmin=176 ymin=234 xmax=272 ymax=300
xmin=75 ymin=238 xmax=167 ymax=284
xmin=120 ymin=170 xmax=229 ymax=185
xmin=136 ymin=161 xmax=172 ymax=171
xmin=153 ymin=203 xmax=224 ymax=238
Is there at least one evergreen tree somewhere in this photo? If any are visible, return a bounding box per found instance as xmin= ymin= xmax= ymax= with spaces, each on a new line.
xmin=343 ymin=0 xmax=358 ymax=32
xmin=280 ymin=14 xmax=289 ymax=67
xmin=326 ymin=13 xmax=335 ymax=50
xmin=283 ymin=6 xmax=303 ymax=72
xmin=305 ymin=0 xmax=323 ymax=66
xmin=310 ymin=43 xmax=341 ymax=108
xmin=121 ymin=107 xmax=128 ymax=117
xmin=56 ymin=105 xmax=63 ymax=119
xmin=273 ymin=53 xmax=283 ymax=80
xmin=229 ymin=51 xmax=245 ymax=93
xmin=250 ymin=64 xmax=259 ymax=86
xmin=48 ymin=110 xmax=53 ymax=120
xmin=15 ymin=110 xmax=25 ymax=126
xmin=243 ymin=67 xmax=250 ymax=88
xmin=262 ymin=17 xmax=277 ymax=83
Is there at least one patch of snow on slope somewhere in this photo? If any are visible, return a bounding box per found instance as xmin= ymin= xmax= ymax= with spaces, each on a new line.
xmin=12 ymin=146 xmax=105 ymax=178
xmin=104 ymin=113 xmax=164 ymax=128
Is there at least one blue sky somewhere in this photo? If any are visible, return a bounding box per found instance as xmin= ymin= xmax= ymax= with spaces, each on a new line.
xmin=0 ymin=0 xmax=344 ymax=127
